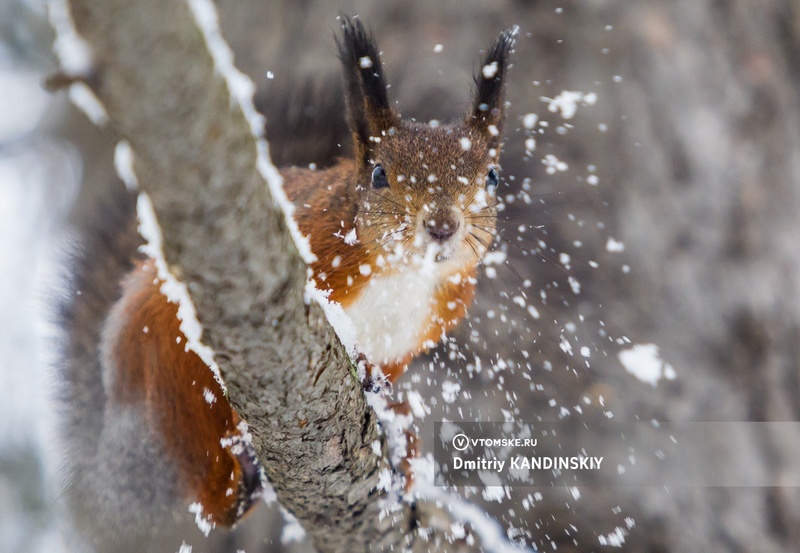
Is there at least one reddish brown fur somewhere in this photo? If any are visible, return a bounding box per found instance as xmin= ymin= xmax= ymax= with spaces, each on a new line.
xmin=107 ymin=261 xmax=258 ymax=526
xmin=282 ymin=131 xmax=494 ymax=383
xmin=283 ymin=160 xmax=373 ymax=307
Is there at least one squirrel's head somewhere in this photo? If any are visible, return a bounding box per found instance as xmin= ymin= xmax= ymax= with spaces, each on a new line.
xmin=337 ymin=17 xmax=517 ymax=273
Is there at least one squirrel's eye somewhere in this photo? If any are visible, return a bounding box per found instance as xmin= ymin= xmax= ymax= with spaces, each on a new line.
xmin=486 ymin=168 xmax=500 ymax=189
xmin=371 ymin=164 xmax=389 ymax=189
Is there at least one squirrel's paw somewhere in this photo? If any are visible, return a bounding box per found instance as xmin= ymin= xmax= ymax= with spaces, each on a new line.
xmin=358 ymin=353 xmax=392 ymax=394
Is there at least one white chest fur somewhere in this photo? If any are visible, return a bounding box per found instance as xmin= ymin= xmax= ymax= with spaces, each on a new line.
xmin=344 ymin=269 xmax=438 ymax=365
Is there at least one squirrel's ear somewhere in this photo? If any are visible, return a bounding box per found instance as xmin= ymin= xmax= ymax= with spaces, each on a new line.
xmin=468 ymin=26 xmax=518 ymax=151
xmin=337 ymin=15 xmax=399 ymax=166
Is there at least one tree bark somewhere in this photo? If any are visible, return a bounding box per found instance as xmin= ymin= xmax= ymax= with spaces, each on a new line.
xmin=64 ymin=1 xmax=509 ymax=551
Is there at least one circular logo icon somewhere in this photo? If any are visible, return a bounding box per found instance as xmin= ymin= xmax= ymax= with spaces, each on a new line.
xmin=452 ymin=433 xmax=470 ymax=451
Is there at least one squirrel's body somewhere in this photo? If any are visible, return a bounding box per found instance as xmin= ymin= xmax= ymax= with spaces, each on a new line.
xmin=100 ymin=260 xmax=262 ymax=526
xmin=60 ymin=201 xmax=262 ymax=536
xmin=60 ymin=17 xmax=514 ymax=540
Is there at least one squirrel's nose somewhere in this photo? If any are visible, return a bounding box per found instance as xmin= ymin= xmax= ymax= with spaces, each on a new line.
xmin=426 ymin=220 xmax=459 ymax=243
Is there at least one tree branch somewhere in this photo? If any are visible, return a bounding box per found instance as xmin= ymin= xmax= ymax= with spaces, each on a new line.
xmin=63 ymin=1 xmax=520 ymax=551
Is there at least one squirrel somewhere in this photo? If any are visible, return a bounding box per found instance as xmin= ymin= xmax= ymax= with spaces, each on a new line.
xmin=58 ymin=15 xmax=514 ymax=541
xmin=285 ymin=18 xmax=515 ymax=381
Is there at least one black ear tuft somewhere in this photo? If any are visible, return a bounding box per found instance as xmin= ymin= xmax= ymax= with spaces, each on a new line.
xmin=336 ymin=15 xmax=397 ymax=166
xmin=336 ymin=15 xmax=390 ymax=113
xmin=469 ymin=26 xmax=518 ymax=148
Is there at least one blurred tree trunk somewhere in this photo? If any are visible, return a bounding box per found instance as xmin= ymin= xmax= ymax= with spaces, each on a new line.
xmin=602 ymin=3 xmax=800 ymax=551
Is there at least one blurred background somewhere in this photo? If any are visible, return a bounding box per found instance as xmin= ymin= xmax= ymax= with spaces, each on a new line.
xmin=3 ymin=0 xmax=800 ymax=551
